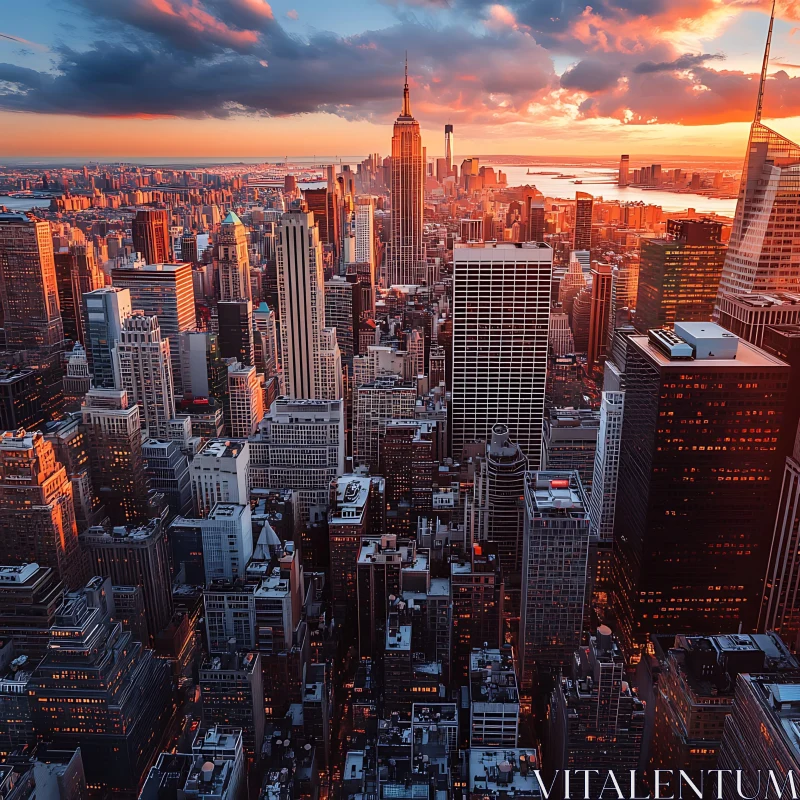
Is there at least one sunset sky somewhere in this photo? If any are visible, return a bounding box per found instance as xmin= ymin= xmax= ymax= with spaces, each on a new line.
xmin=1 ymin=0 xmax=799 ymax=158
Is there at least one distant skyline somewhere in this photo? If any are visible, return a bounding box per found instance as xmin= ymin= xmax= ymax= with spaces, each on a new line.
xmin=1 ymin=0 xmax=799 ymax=157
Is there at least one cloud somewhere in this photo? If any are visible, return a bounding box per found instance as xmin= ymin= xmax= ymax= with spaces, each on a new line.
xmin=634 ymin=52 xmax=725 ymax=73
xmin=560 ymin=59 xmax=623 ymax=92
xmin=286 ymin=9 xmax=298 ymax=20
xmin=0 ymin=32 xmax=47 ymax=51
xmin=0 ymin=16 xmax=557 ymax=123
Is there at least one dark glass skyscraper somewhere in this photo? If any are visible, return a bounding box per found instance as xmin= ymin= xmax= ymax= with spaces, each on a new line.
xmin=612 ymin=323 xmax=788 ymax=663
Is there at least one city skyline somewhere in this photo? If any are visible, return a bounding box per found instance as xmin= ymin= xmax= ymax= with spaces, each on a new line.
xmin=1 ymin=0 xmax=800 ymax=157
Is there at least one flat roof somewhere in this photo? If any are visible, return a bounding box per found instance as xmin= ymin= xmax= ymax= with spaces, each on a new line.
xmin=198 ymin=438 xmax=248 ymax=459
xmin=631 ymin=334 xmax=788 ymax=370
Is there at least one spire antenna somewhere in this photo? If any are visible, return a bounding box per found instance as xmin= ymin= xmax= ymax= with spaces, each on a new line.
xmin=755 ymin=0 xmax=776 ymax=124
xmin=401 ymin=51 xmax=412 ymax=117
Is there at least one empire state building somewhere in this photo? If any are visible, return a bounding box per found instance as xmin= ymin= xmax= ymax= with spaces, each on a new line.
xmin=389 ymin=61 xmax=426 ymax=287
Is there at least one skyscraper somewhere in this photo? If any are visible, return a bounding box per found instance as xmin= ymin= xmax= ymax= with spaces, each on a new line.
xmin=0 ymin=213 xmax=65 ymax=421
xmin=468 ymin=424 xmax=528 ymax=580
xmin=216 ymin=211 xmax=251 ymax=302
xmin=81 ymin=388 xmax=152 ymax=526
xmin=612 ymin=323 xmax=788 ymax=662
xmin=587 ymin=261 xmax=612 ymax=369
xmin=618 ymin=154 xmax=630 ymax=186
xmin=132 ymin=208 xmax=171 ymax=264
xmin=548 ymin=626 xmax=644 ymax=797
xmin=217 ymin=299 xmax=254 ymax=367
xmin=81 ymin=515 xmax=174 ymax=643
xmin=277 ymin=203 xmax=342 ymax=400
xmin=389 ymin=61 xmax=425 ymax=287
xmin=0 ymin=430 xmax=83 ymax=589
xmin=451 ymin=242 xmax=552 ymax=462
xmin=715 ymin=7 xmax=800 ymax=302
xmin=226 ymin=361 xmax=263 ymax=438
xmin=82 ymin=287 xmax=131 ymax=389
xmin=28 ymin=581 xmax=175 ymax=796
xmin=520 ymin=471 xmax=590 ymax=692
xmin=114 ymin=313 xmax=176 ymax=439
xmin=354 ymin=196 xmax=375 ymax=273
xmin=635 ymin=218 xmax=727 ymax=333
xmin=54 ymin=243 xmax=104 ymax=344
xmin=573 ymin=192 xmax=593 ymax=252
xmin=111 ymin=261 xmax=195 ymax=397
xmin=444 ymin=123 xmax=454 ymax=175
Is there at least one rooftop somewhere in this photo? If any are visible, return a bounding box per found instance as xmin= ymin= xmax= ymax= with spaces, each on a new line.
xmin=470 ymin=648 xmax=519 ymax=705
xmin=525 ymin=471 xmax=588 ymax=516
xmin=468 ymin=749 xmax=541 ymax=796
xmin=197 ymin=439 xmax=248 ymax=460
xmin=330 ymin=475 xmax=371 ymax=525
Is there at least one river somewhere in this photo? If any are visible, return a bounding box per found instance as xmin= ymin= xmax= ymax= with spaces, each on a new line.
xmin=0 ymin=196 xmax=53 ymax=212
xmin=497 ymin=165 xmax=738 ymax=216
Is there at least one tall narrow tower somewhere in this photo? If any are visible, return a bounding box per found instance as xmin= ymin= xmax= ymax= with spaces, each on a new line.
xmin=216 ymin=210 xmax=251 ymax=301
xmin=715 ymin=2 xmax=800 ymax=303
xmin=389 ymin=58 xmax=425 ymax=287
xmin=445 ymin=124 xmax=454 ymax=174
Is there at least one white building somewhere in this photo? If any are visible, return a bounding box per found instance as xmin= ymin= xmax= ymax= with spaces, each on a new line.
xmin=452 ymin=242 xmax=552 ymax=464
xmin=114 ymin=313 xmax=176 ymax=439
xmin=588 ymin=390 xmax=625 ymax=543
xmin=353 ymin=345 xmax=411 ymax=387
xmin=216 ymin=211 xmax=251 ymax=302
xmin=172 ymin=503 xmax=253 ymax=585
xmin=227 ymin=361 xmax=263 ymax=438
xmin=469 ymin=648 xmax=520 ymax=748
xmin=82 ymin=286 xmax=131 ymax=389
xmin=190 ymin=439 xmax=250 ymax=516
xmin=354 ymin=196 xmax=375 ymax=270
xmin=277 ymin=202 xmax=342 ymax=400
xmin=249 ymin=397 xmax=345 ymax=522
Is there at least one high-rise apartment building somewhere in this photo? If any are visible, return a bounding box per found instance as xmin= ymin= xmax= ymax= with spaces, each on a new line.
xmin=715 ymin=11 xmax=800 ymax=302
xmin=82 ymin=286 xmax=131 ymax=389
xmin=249 ymin=398 xmax=345 ymax=523
xmin=114 ymin=313 xmax=175 ymax=439
xmin=277 ymin=203 xmax=342 ymax=399
xmin=548 ymin=626 xmax=644 ymax=797
xmin=715 ymin=292 xmax=800 ymax=348
xmin=649 ymin=632 xmax=797 ymax=778
xmin=252 ymin=301 xmax=280 ymax=379
xmin=132 ymin=208 xmax=171 ymax=265
xmin=0 ymin=213 xmax=65 ymax=421
xmin=111 ymin=261 xmax=194 ymax=396
xmin=216 ymin=211 xmax=251 ymax=302
xmin=635 ymin=218 xmax=727 ymax=333
xmin=573 ymin=192 xmax=593 ymax=251
xmin=389 ymin=65 xmax=425 ymax=287
xmin=353 ymin=376 xmax=416 ymax=473
xmin=0 ymin=562 xmax=64 ymax=659
xmin=0 ymin=430 xmax=83 ymax=589
xmin=612 ymin=323 xmax=788 ymax=663
xmin=520 ymin=471 xmax=590 ymax=693
xmin=81 ymin=388 xmax=152 ymax=526
xmin=451 ymin=242 xmax=552 ymax=462
xmin=226 ymin=362 xmax=263 ymax=438
xmin=81 ymin=515 xmax=174 ymax=643
xmin=451 ymin=543 xmax=504 ymax=681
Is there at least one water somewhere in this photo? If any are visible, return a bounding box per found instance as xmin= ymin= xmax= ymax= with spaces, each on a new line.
xmin=0 ymin=196 xmax=52 ymax=212
xmin=498 ymin=165 xmax=738 ymax=216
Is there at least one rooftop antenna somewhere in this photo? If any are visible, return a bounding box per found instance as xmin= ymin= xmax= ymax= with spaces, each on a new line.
xmin=755 ymin=0 xmax=776 ymax=124
xmin=402 ymin=51 xmax=412 ymax=117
